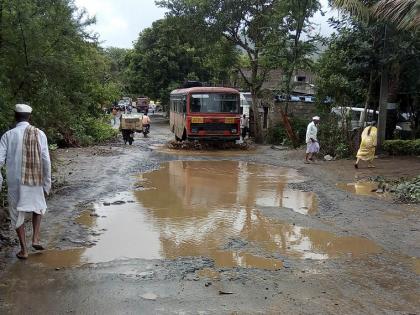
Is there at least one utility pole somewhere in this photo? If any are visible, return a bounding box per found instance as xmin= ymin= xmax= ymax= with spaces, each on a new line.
xmin=377 ymin=25 xmax=388 ymax=150
xmin=377 ymin=66 xmax=389 ymax=149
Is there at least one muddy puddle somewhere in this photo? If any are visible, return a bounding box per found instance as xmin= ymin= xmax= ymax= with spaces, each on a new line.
xmin=75 ymin=210 xmax=96 ymax=227
xmin=153 ymin=147 xmax=256 ymax=156
xmin=336 ymin=182 xmax=389 ymax=198
xmin=26 ymin=161 xmax=381 ymax=270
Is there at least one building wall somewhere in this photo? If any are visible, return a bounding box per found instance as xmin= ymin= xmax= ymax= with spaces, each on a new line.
xmin=269 ymin=102 xmax=318 ymax=127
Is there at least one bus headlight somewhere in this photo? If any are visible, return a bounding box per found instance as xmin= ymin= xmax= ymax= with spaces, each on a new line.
xmin=231 ymin=129 xmax=237 ymax=134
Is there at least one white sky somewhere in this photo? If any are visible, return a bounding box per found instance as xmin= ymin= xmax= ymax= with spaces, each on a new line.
xmin=74 ymin=0 xmax=336 ymax=49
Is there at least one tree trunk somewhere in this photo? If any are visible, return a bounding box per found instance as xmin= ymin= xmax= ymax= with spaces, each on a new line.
xmin=250 ymin=89 xmax=263 ymax=143
xmin=377 ymin=65 xmax=389 ymax=150
xmin=362 ymin=70 xmax=374 ymax=126
xmin=357 ymin=70 xmax=375 ymax=149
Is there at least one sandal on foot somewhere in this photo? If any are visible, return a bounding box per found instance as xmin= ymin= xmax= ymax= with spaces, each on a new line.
xmin=16 ymin=252 xmax=28 ymax=260
xmin=354 ymin=163 xmax=358 ymax=169
xmin=32 ymin=244 xmax=46 ymax=251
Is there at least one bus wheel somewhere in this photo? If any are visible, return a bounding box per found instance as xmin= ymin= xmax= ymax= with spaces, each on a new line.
xmin=182 ymin=129 xmax=187 ymax=141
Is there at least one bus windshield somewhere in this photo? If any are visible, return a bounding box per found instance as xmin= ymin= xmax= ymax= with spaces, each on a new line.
xmin=190 ymin=93 xmax=239 ymax=113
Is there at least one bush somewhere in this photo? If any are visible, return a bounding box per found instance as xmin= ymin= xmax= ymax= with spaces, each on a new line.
xmin=383 ymin=139 xmax=420 ymax=155
xmin=0 ymin=169 xmax=7 ymax=209
xmin=317 ymin=113 xmax=355 ymax=158
xmin=394 ymin=176 xmax=420 ymax=203
xmin=267 ymin=118 xmax=307 ymax=146
xmin=72 ymin=115 xmax=118 ymax=147
xmin=267 ymin=124 xmax=287 ymax=145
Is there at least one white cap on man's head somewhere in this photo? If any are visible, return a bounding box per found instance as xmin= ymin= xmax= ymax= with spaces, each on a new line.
xmin=15 ymin=104 xmax=32 ymax=113
xmin=312 ymin=116 xmax=320 ymax=121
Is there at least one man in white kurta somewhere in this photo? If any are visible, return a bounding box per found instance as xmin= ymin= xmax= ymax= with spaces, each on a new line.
xmin=305 ymin=116 xmax=320 ymax=164
xmin=0 ymin=104 xmax=51 ymax=259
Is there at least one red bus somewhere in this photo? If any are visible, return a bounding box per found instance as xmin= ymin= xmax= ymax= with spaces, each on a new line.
xmin=170 ymin=87 xmax=241 ymax=141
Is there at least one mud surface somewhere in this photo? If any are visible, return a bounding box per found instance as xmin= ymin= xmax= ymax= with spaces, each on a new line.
xmin=1 ymin=117 xmax=419 ymax=314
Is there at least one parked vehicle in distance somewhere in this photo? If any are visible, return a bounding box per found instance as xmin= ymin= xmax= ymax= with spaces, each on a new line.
xmin=118 ymin=100 xmax=128 ymax=111
xmin=240 ymin=92 xmax=252 ymax=117
xmin=170 ymin=87 xmax=241 ymax=141
xmin=331 ymin=107 xmax=378 ymax=131
xmin=275 ymin=94 xmax=315 ymax=103
xmin=136 ymin=97 xmax=149 ymax=113
xmin=304 ymin=96 xmax=315 ymax=103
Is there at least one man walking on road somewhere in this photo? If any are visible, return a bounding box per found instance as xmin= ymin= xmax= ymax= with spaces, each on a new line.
xmin=0 ymin=104 xmax=51 ymax=259
xmin=240 ymin=114 xmax=249 ymax=140
xmin=305 ymin=116 xmax=320 ymax=164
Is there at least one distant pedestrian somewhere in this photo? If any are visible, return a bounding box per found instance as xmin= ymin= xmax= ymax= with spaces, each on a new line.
xmin=305 ymin=116 xmax=320 ymax=164
xmin=355 ymin=122 xmax=377 ymax=169
xmin=240 ymin=114 xmax=249 ymax=139
xmin=0 ymin=104 xmax=51 ymax=259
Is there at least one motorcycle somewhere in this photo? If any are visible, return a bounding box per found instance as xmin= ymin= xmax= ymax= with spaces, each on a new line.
xmin=122 ymin=129 xmax=135 ymax=145
xmin=120 ymin=113 xmax=142 ymax=145
xmin=142 ymin=124 xmax=150 ymax=137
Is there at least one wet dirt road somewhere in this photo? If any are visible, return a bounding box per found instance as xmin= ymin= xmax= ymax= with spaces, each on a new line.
xmin=1 ymin=116 xmax=419 ymax=314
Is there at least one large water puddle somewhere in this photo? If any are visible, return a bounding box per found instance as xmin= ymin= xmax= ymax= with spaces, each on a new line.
xmin=29 ymin=161 xmax=381 ymax=269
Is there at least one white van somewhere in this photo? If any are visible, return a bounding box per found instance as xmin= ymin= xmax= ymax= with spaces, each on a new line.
xmin=240 ymin=92 xmax=252 ymax=117
xmin=331 ymin=107 xmax=378 ymax=131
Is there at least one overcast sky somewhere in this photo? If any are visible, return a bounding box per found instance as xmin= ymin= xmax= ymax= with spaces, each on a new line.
xmin=74 ymin=0 xmax=337 ymax=49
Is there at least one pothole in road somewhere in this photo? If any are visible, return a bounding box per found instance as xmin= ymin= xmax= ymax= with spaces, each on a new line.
xmin=336 ymin=182 xmax=389 ymax=198
xmin=28 ymin=161 xmax=381 ymax=269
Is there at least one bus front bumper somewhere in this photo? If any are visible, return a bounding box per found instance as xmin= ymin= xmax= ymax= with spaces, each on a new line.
xmin=187 ymin=135 xmax=240 ymax=141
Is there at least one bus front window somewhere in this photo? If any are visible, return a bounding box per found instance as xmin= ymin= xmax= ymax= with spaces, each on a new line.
xmin=191 ymin=94 xmax=239 ymax=113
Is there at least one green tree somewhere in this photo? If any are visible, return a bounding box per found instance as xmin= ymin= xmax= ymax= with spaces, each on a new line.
xmin=0 ymin=0 xmax=119 ymax=145
xmin=316 ymin=13 xmax=420 ymax=155
xmin=126 ymin=15 xmax=238 ymax=106
xmin=331 ymin=0 xmax=420 ymax=147
xmin=332 ymin=0 xmax=420 ymax=31
xmin=158 ymin=0 xmax=320 ymax=142
xmin=103 ymin=47 xmax=131 ymax=96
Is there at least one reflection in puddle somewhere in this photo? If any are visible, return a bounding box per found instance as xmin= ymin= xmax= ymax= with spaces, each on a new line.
xmin=336 ymin=182 xmax=385 ymax=197
xmin=29 ymin=248 xmax=86 ymax=268
xmin=27 ymin=161 xmax=381 ymax=269
xmin=75 ymin=210 xmax=96 ymax=227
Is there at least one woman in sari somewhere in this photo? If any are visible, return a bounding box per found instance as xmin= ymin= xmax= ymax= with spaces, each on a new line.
xmin=355 ymin=122 xmax=377 ymax=169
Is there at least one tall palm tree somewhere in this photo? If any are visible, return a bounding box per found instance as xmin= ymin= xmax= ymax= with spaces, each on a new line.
xmin=374 ymin=0 xmax=420 ymax=31
xmin=331 ymin=0 xmax=420 ymax=31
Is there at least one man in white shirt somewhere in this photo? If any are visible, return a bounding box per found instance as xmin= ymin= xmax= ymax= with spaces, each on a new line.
xmin=305 ymin=116 xmax=320 ymax=164
xmin=240 ymin=114 xmax=249 ymax=140
xmin=0 ymin=104 xmax=51 ymax=259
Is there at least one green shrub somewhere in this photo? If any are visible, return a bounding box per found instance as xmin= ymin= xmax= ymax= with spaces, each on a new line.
xmin=383 ymin=139 xmax=420 ymax=155
xmin=72 ymin=115 xmax=118 ymax=147
xmin=267 ymin=124 xmax=287 ymax=145
xmin=0 ymin=169 xmax=7 ymax=209
xmin=267 ymin=118 xmax=307 ymax=146
xmin=394 ymin=176 xmax=420 ymax=203
xmin=317 ymin=113 xmax=354 ymax=158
